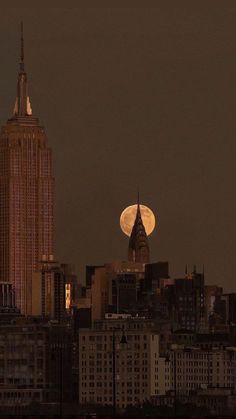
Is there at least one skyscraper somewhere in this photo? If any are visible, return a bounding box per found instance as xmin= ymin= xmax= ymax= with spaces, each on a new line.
xmin=128 ymin=199 xmax=150 ymax=263
xmin=0 ymin=25 xmax=54 ymax=314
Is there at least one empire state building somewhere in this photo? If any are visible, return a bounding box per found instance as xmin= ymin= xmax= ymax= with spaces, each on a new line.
xmin=0 ymin=26 xmax=54 ymax=314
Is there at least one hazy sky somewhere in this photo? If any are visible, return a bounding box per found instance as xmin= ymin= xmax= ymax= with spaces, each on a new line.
xmin=0 ymin=6 xmax=235 ymax=290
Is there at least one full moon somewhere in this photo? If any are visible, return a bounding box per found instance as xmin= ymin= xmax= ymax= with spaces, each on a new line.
xmin=120 ymin=204 xmax=156 ymax=237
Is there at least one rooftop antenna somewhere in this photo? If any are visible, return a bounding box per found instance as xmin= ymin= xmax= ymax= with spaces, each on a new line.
xmin=20 ymin=21 xmax=24 ymax=72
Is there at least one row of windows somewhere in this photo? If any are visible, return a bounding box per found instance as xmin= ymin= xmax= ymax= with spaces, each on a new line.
xmin=0 ymin=391 xmax=42 ymax=400
xmin=82 ymin=334 xmax=148 ymax=342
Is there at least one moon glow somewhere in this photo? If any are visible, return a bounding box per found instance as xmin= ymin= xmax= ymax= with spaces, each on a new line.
xmin=120 ymin=204 xmax=156 ymax=237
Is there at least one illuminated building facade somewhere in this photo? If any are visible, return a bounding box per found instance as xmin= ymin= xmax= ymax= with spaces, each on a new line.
xmin=0 ymin=26 xmax=54 ymax=314
xmin=32 ymin=261 xmax=78 ymax=320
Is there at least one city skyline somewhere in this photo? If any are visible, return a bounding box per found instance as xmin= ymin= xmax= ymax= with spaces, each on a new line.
xmin=0 ymin=9 xmax=236 ymax=416
xmin=0 ymin=7 xmax=235 ymax=291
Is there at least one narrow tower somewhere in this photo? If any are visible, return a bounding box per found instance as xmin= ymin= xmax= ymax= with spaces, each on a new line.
xmin=128 ymin=195 xmax=150 ymax=263
xmin=0 ymin=25 xmax=54 ymax=314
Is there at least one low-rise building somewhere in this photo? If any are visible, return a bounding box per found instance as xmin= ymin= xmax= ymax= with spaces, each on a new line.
xmin=152 ymin=387 xmax=236 ymax=416
xmin=166 ymin=344 xmax=236 ymax=396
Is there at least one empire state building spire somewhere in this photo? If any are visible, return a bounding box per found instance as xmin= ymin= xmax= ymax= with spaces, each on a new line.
xmin=11 ymin=22 xmax=34 ymax=122
xmin=128 ymin=193 xmax=150 ymax=264
xmin=20 ymin=21 xmax=25 ymax=72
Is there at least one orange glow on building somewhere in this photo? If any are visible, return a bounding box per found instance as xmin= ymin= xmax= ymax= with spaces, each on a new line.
xmin=0 ymin=27 xmax=54 ymax=314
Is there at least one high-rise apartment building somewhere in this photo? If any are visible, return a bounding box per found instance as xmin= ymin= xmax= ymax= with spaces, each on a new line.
xmin=78 ymin=318 xmax=170 ymax=408
xmin=0 ymin=319 xmax=74 ymax=411
xmin=0 ymin=26 xmax=54 ymax=314
xmin=0 ymin=320 xmax=48 ymax=408
xmin=144 ymin=262 xmax=170 ymax=292
xmin=90 ymin=261 xmax=145 ymax=321
xmin=164 ymin=269 xmax=205 ymax=332
xmin=32 ymin=260 xmax=65 ymax=321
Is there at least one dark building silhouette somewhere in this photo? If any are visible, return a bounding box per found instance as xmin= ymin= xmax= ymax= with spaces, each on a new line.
xmin=111 ymin=273 xmax=137 ymax=312
xmin=0 ymin=282 xmax=15 ymax=308
xmin=46 ymin=323 xmax=74 ymax=406
xmin=32 ymin=260 xmax=65 ymax=321
xmin=86 ymin=265 xmax=104 ymax=289
xmin=0 ymin=282 xmax=21 ymax=322
xmin=165 ymin=267 xmax=205 ymax=331
xmin=144 ymin=262 xmax=169 ymax=292
xmin=128 ymin=200 xmax=149 ymax=263
xmin=222 ymin=293 xmax=236 ymax=325
xmin=72 ymin=306 xmax=92 ymax=330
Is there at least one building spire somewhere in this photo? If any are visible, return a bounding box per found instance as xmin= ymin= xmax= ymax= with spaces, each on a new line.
xmin=128 ymin=193 xmax=150 ymax=264
xmin=15 ymin=22 xmax=28 ymax=116
xmin=9 ymin=23 xmax=35 ymax=122
xmin=20 ymin=21 xmax=25 ymax=73
xmin=136 ymin=186 xmax=142 ymax=218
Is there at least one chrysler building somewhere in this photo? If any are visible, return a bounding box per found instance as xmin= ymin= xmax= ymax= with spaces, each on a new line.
xmin=128 ymin=197 xmax=150 ymax=264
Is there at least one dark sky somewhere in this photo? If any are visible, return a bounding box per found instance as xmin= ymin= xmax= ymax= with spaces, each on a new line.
xmin=0 ymin=6 xmax=235 ymax=291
